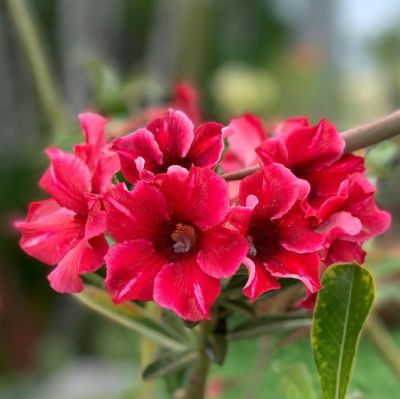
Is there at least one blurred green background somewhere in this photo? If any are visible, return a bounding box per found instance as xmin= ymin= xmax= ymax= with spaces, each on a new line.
xmin=1 ymin=0 xmax=400 ymax=398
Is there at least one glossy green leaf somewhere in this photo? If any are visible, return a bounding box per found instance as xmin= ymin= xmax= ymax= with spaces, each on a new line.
xmin=142 ymin=350 xmax=197 ymax=380
xmin=75 ymin=286 xmax=188 ymax=352
xmin=312 ymin=264 xmax=375 ymax=399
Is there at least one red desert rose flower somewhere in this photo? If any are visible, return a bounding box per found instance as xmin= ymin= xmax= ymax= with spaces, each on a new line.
xmin=16 ymin=113 xmax=119 ymax=293
xmin=103 ymin=166 xmax=248 ymax=321
xmin=220 ymin=114 xmax=267 ymax=173
xmin=228 ymin=163 xmax=324 ymax=302
xmin=257 ymin=117 xmax=366 ymax=210
xmin=112 ymin=109 xmax=224 ymax=183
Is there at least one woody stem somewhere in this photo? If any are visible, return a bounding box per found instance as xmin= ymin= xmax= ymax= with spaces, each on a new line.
xmin=222 ymin=110 xmax=400 ymax=181
xmin=184 ymin=321 xmax=211 ymax=399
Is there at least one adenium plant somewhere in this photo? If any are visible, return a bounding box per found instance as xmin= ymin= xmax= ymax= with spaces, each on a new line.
xmin=16 ymin=90 xmax=394 ymax=398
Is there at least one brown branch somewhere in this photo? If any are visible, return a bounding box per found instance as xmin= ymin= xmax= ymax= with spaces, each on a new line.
xmin=222 ymin=110 xmax=400 ymax=181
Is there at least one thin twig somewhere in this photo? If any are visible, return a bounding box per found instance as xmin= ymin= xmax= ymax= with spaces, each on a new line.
xmin=222 ymin=110 xmax=400 ymax=181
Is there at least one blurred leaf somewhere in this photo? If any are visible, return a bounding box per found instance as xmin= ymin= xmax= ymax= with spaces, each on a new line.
xmin=279 ymin=363 xmax=317 ymax=399
xmin=75 ymin=286 xmax=189 ymax=352
xmin=206 ymin=333 xmax=228 ymax=365
xmin=312 ymin=264 xmax=374 ymax=399
xmin=142 ymin=350 xmax=197 ymax=380
xmin=365 ymin=140 xmax=397 ymax=178
xmin=219 ymin=298 xmax=255 ymax=319
xmin=227 ymin=313 xmax=311 ymax=341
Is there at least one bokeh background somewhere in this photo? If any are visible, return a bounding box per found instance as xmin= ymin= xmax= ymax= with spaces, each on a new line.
xmin=1 ymin=0 xmax=400 ymax=398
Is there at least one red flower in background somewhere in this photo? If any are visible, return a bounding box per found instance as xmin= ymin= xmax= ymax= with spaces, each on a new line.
xmin=229 ymin=163 xmax=324 ymax=302
xmin=220 ymin=114 xmax=267 ymax=173
xmin=16 ymin=113 xmax=119 ymax=293
xmin=112 ymin=109 xmax=224 ymax=183
xmin=104 ymin=166 xmax=248 ymax=320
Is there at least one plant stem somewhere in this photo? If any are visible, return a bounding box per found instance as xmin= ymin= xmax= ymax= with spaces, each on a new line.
xmin=222 ymin=110 xmax=400 ymax=181
xmin=5 ymin=0 xmax=67 ymax=133
xmin=185 ymin=321 xmax=211 ymax=399
xmin=365 ymin=312 xmax=400 ymax=380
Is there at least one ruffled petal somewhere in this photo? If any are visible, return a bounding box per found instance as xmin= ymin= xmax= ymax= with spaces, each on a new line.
xmin=105 ymin=239 xmax=166 ymax=303
xmin=239 ymin=163 xmax=309 ymax=220
xmin=85 ymin=194 xmax=107 ymax=238
xmin=324 ymin=239 xmax=366 ymax=265
xmin=256 ymin=137 xmax=289 ymax=165
xmin=48 ymin=235 xmax=108 ymax=293
xmin=197 ymin=225 xmax=248 ymax=278
xmin=279 ymin=118 xmax=345 ymax=171
xmin=154 ymin=256 xmax=220 ymax=321
xmin=147 ymin=109 xmax=194 ymax=161
xmin=223 ymin=114 xmax=266 ymax=169
xmin=112 ymin=128 xmax=163 ymax=183
xmin=243 ymin=257 xmax=280 ymax=302
xmin=227 ymin=195 xmax=258 ymax=235
xmin=40 ymin=148 xmax=91 ymax=214
xmin=16 ymin=199 xmax=84 ymax=265
xmin=187 ymin=122 xmax=224 ymax=168
xmin=104 ymin=183 xmax=170 ymax=242
xmin=78 ymin=112 xmax=107 ymax=148
xmin=279 ymin=204 xmax=324 ymax=253
xmin=91 ymin=151 xmax=120 ymax=193
xmin=316 ymin=211 xmax=362 ymax=244
xmin=173 ymin=83 xmax=202 ymax=126
xmin=159 ymin=166 xmax=229 ymax=231
xmin=266 ymin=250 xmax=321 ymax=293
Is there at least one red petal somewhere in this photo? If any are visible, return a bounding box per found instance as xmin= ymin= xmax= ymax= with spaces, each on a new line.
xmin=266 ymin=250 xmax=321 ymax=293
xmin=173 ymin=82 xmax=202 ymax=126
xmin=104 ymin=183 xmax=170 ymax=242
xmin=317 ymin=211 xmax=362 ymax=244
xmin=154 ymin=256 xmax=220 ymax=321
xmin=224 ymin=114 xmax=266 ymax=168
xmin=112 ymin=128 xmax=163 ymax=183
xmin=91 ymin=151 xmax=120 ymax=193
xmin=40 ymin=148 xmax=91 ymax=214
xmin=48 ymin=235 xmax=108 ymax=293
xmin=105 ymin=239 xmax=166 ymax=303
xmin=197 ymin=225 xmax=248 ymax=278
xmin=243 ymin=257 xmax=280 ymax=302
xmin=147 ymin=109 xmax=194 ymax=161
xmin=16 ymin=199 xmax=84 ymax=265
xmin=306 ymin=155 xmax=365 ymax=198
xmin=279 ymin=204 xmax=324 ymax=253
xmin=256 ymin=137 xmax=289 ymax=165
xmin=160 ymin=166 xmax=229 ymax=231
xmin=187 ymin=122 xmax=224 ymax=168
xmin=85 ymin=194 xmax=107 ymax=238
xmin=325 ymin=239 xmax=366 ymax=265
xmin=227 ymin=196 xmax=258 ymax=236
xmin=78 ymin=112 xmax=107 ymax=148
xmin=240 ymin=163 xmax=309 ymax=220
xmin=279 ymin=118 xmax=345 ymax=171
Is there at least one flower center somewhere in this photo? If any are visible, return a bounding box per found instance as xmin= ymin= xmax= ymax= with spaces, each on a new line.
xmin=171 ymin=223 xmax=196 ymax=253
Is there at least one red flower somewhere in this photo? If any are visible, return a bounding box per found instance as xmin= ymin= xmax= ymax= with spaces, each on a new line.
xmin=257 ymin=117 xmax=367 ymax=210
xmin=112 ymin=109 xmax=224 ymax=183
xmin=220 ymin=114 xmax=267 ymax=173
xmin=16 ymin=113 xmax=119 ymax=293
xmin=318 ymin=172 xmax=391 ymax=265
xmin=229 ymin=163 xmax=324 ymax=302
xmin=103 ymin=166 xmax=248 ymax=320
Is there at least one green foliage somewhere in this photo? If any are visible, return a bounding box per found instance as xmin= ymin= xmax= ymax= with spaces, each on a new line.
xmin=312 ymin=264 xmax=375 ymax=399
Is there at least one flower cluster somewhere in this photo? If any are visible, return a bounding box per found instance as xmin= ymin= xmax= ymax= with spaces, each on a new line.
xmin=17 ymin=109 xmax=391 ymax=320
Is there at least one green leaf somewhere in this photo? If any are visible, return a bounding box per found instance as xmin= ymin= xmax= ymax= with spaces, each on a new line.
xmin=227 ymin=313 xmax=311 ymax=341
xmin=279 ymin=363 xmax=317 ymax=399
xmin=74 ymin=286 xmax=188 ymax=352
xmin=219 ymin=298 xmax=256 ymax=318
xmin=206 ymin=333 xmax=228 ymax=365
xmin=311 ymin=264 xmax=375 ymax=399
xmin=142 ymin=351 xmax=197 ymax=380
